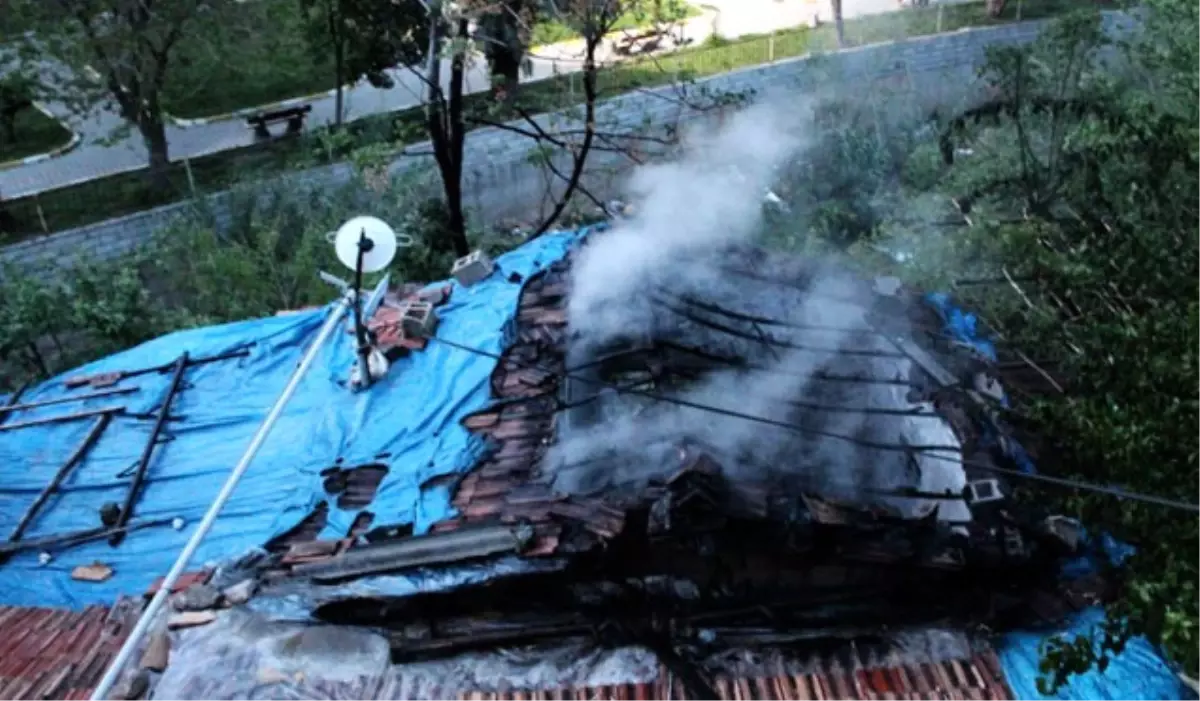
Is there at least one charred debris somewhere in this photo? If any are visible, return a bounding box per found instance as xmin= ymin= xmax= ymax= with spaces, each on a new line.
xmin=236 ymin=240 xmax=1089 ymax=679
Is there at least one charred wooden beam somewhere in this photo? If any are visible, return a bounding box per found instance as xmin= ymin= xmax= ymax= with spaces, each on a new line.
xmin=0 ymin=381 xmax=30 ymax=427
xmin=5 ymin=413 xmax=113 ymax=548
xmin=0 ymin=386 xmax=139 ymax=417
xmin=110 ymin=353 xmax=189 ymax=546
xmin=0 ymin=517 xmax=176 ymax=557
xmin=64 ymin=346 xmax=251 ymax=389
xmin=0 ymin=405 xmax=126 ymax=433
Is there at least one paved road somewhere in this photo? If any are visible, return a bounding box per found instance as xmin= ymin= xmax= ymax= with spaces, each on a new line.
xmin=0 ymin=0 xmax=936 ymax=200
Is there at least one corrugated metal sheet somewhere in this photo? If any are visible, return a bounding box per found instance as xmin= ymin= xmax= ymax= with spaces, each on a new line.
xmin=0 ymin=597 xmax=140 ymax=700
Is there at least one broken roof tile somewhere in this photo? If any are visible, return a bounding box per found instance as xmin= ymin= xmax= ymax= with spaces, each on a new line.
xmin=145 ymin=570 xmax=211 ymax=598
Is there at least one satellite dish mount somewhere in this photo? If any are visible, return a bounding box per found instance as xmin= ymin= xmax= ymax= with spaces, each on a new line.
xmin=325 ymin=216 xmax=409 ymax=391
xmin=350 ymin=228 xmax=374 ymax=388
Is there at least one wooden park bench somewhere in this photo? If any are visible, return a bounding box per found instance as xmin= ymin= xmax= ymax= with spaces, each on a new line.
xmin=246 ymin=104 xmax=312 ymax=141
xmin=614 ymin=29 xmax=666 ymax=57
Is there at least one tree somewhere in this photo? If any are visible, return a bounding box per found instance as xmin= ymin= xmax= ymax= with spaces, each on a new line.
xmin=0 ymin=71 xmax=37 ymax=144
xmin=405 ymin=0 xmax=680 ymax=254
xmin=830 ymin=0 xmax=846 ymax=46
xmin=14 ymin=0 xmax=220 ymax=190
xmin=918 ymin=7 xmax=1199 ymax=685
xmin=472 ymin=0 xmax=534 ymax=102
xmin=298 ymin=0 xmax=430 ymax=126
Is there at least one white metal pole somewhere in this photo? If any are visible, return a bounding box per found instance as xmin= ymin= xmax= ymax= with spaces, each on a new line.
xmin=90 ymin=294 xmax=354 ymax=701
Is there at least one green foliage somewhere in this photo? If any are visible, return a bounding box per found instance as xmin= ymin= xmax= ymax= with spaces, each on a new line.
xmin=0 ymin=166 xmax=498 ymax=390
xmin=755 ymin=2 xmax=1197 ymax=686
xmin=529 ymin=0 xmax=698 ymax=46
xmin=907 ymin=5 xmax=1198 ymax=685
xmin=14 ymin=0 xmax=218 ymax=147
xmin=0 ymin=0 xmax=1072 ymax=240
xmin=296 ymin=0 xmax=430 ymax=98
xmin=0 ymin=252 xmax=175 ymax=387
xmin=165 ymin=0 xmax=337 ymax=119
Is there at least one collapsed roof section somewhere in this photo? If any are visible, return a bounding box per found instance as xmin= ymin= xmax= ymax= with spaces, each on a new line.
xmin=243 ymin=231 xmax=1084 ymax=631
xmin=1 ymin=224 xmax=1189 ymax=701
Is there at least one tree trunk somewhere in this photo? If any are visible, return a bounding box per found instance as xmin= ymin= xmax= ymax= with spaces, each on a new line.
xmin=330 ymin=0 xmax=346 ymax=126
xmin=529 ymin=31 xmax=600 ymax=238
xmin=831 ymin=0 xmax=846 ymax=47
xmin=423 ymin=9 xmax=470 ymax=257
xmin=986 ymin=0 xmax=1007 ymax=17
xmin=488 ymin=45 xmax=522 ymax=102
xmin=142 ymin=118 xmax=171 ymax=192
xmin=334 ymin=49 xmax=346 ymax=125
xmin=443 ymin=18 xmax=470 ymax=255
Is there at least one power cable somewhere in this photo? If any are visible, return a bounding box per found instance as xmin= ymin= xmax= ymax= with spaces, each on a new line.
xmin=430 ymin=334 xmax=1200 ymax=514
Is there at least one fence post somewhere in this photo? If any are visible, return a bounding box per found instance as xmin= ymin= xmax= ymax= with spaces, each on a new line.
xmin=768 ymin=35 xmax=775 ymax=62
xmin=34 ymin=196 xmax=48 ymax=234
xmin=936 ymin=1 xmax=945 ymax=32
xmin=183 ymin=157 xmax=197 ymax=198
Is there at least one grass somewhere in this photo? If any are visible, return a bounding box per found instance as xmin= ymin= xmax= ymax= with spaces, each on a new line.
xmin=531 ymin=1 xmax=703 ymax=47
xmin=0 ymin=0 xmax=1086 ymax=242
xmin=162 ymin=0 xmax=336 ymax=120
xmin=0 ymin=104 xmax=72 ymax=163
xmin=164 ymin=0 xmax=702 ymax=119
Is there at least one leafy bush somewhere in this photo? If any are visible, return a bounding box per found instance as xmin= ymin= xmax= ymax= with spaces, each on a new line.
xmin=0 ymin=170 xmax=499 ymax=391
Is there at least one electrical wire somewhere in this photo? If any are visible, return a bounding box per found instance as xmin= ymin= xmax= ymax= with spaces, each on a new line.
xmin=561 ymin=342 xmax=917 ymax=391
xmin=651 ymin=294 xmax=908 ymax=359
xmin=429 ymin=334 xmax=1200 ymax=514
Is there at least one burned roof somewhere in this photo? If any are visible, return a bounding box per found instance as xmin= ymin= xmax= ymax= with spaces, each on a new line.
xmin=245 ymin=233 xmax=1086 ymax=640
xmin=2 ymin=224 xmax=1184 ymax=701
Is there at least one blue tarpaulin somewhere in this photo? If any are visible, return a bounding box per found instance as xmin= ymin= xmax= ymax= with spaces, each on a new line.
xmin=0 ymin=230 xmax=580 ymax=609
xmin=1000 ymin=607 xmax=1195 ymax=700
xmin=924 ymin=294 xmax=1190 ymax=699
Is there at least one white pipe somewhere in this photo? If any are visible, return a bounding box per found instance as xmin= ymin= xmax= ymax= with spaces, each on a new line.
xmin=90 ymin=295 xmax=354 ymax=701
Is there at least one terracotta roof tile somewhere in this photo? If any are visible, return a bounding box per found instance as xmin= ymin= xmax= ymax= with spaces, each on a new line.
xmin=459 ymin=651 xmax=1014 ymax=701
xmin=434 ymin=262 xmax=629 ymax=552
xmin=0 ymin=599 xmax=140 ymax=700
xmin=145 ymin=569 xmax=210 ymax=598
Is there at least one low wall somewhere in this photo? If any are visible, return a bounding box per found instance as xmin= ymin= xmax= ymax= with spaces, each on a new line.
xmin=0 ymin=19 xmax=1054 ymax=271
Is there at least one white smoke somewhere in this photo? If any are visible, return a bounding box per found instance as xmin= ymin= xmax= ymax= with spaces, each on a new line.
xmin=553 ymin=100 xmax=969 ymax=522
xmin=567 ymin=103 xmax=805 ymax=345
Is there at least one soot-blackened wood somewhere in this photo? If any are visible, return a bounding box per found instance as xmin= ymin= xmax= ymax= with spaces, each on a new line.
xmin=0 ymin=386 xmax=139 ymax=417
xmin=0 ymin=381 xmax=30 ymax=427
xmin=5 ymin=413 xmax=114 ymax=547
xmin=110 ymin=352 xmax=189 ymax=546
xmin=0 ymin=406 xmax=125 ymax=433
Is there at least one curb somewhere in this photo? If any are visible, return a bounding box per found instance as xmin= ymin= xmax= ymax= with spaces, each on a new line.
xmin=168 ymin=83 xmax=351 ymax=127
xmin=82 ymin=62 xmax=350 ymax=129
xmin=173 ymin=8 xmax=709 ymax=125
xmin=0 ymin=102 xmax=82 ymax=172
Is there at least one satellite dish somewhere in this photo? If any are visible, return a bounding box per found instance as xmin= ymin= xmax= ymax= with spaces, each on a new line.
xmin=333 ymin=216 xmax=398 ymax=273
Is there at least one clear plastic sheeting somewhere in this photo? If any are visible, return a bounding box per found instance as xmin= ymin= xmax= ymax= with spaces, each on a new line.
xmin=998 ymin=607 xmax=1196 ymax=701
xmin=152 ymin=607 xmax=660 ymax=700
xmin=0 ymin=230 xmax=582 ymax=609
xmin=245 ymin=556 xmax=568 ymax=622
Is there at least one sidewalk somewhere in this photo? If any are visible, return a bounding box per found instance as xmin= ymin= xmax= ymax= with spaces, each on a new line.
xmin=0 ymin=0 xmax=943 ymax=200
